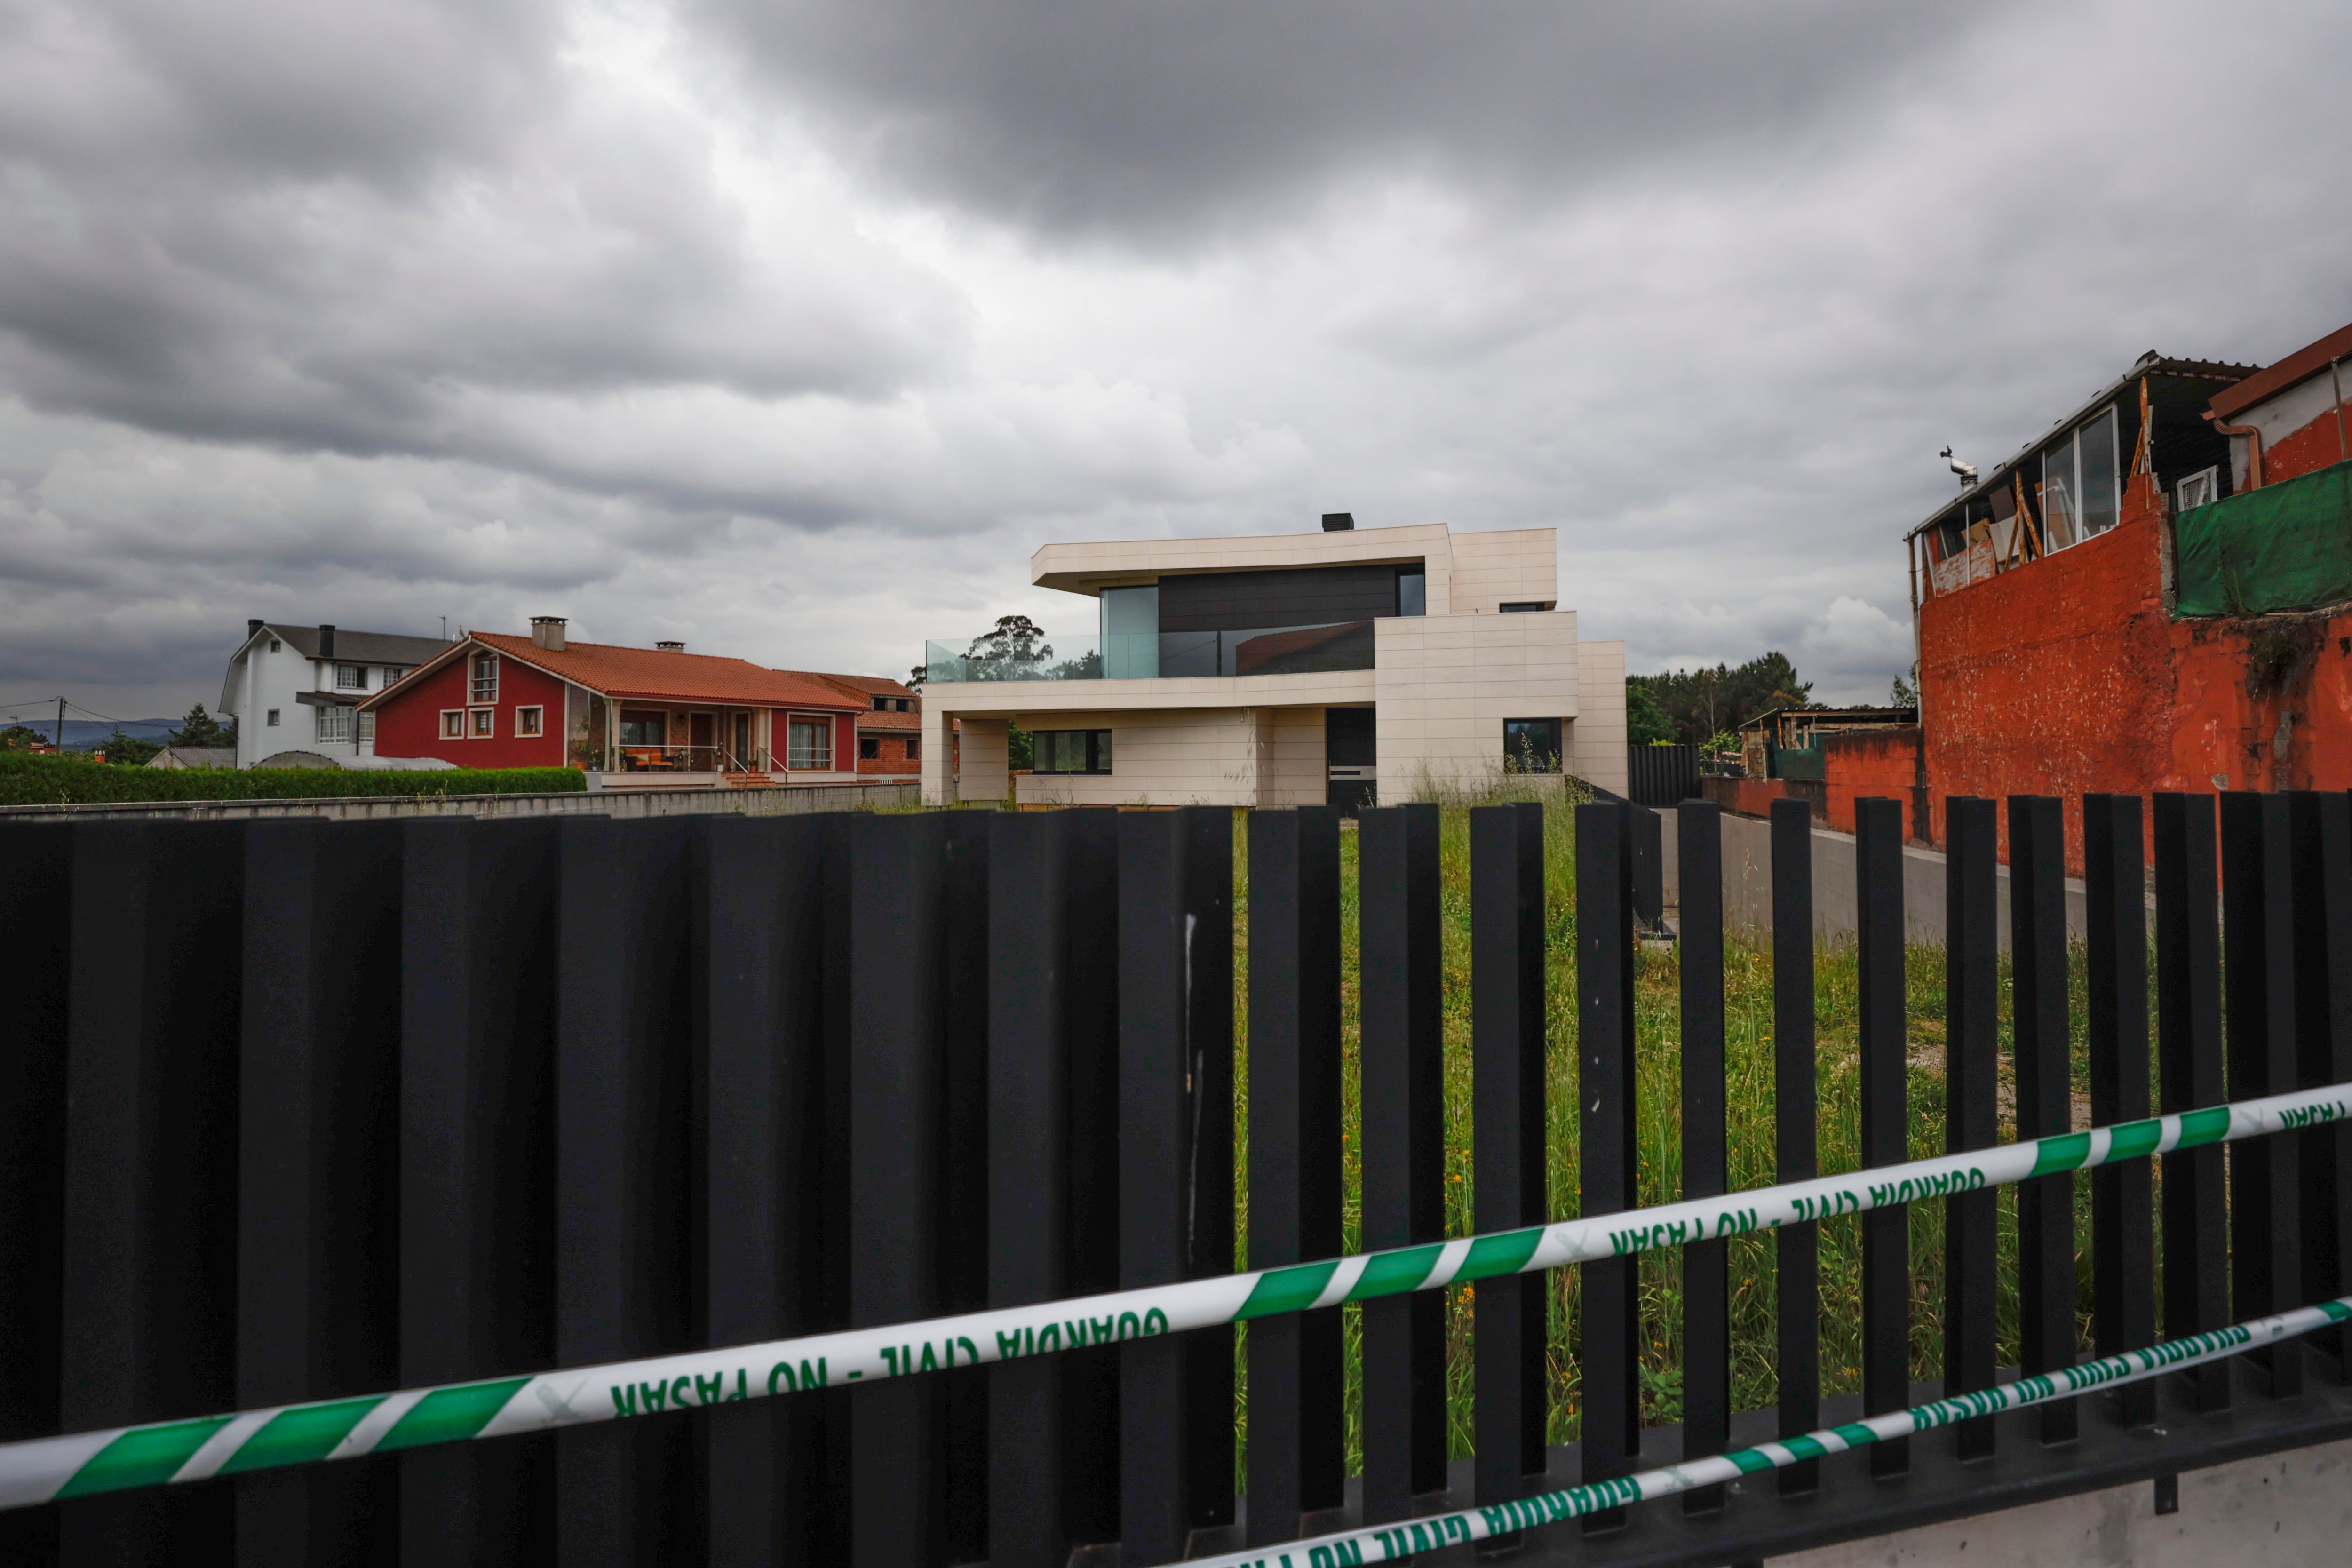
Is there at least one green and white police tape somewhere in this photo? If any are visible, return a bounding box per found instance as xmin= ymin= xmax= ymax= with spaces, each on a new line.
xmin=3 ymin=1079 xmax=2346 ymax=1511
xmin=1187 ymin=1293 xmax=2352 ymax=1568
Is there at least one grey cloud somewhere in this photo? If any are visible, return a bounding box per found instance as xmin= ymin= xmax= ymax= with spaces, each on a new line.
xmin=686 ymin=0 xmax=2011 ymax=245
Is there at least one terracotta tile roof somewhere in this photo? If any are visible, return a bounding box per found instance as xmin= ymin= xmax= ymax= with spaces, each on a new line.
xmin=811 ymin=671 xmax=917 ymax=700
xmin=467 ymin=633 xmax=862 ymax=709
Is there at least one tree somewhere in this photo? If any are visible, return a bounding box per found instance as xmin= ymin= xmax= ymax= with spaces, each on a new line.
xmin=907 ymin=665 xmax=927 ymax=692
xmin=0 ymin=724 xmax=46 ymax=751
xmin=1890 ymin=664 xmax=1919 ymax=708
xmin=101 ymin=726 xmax=163 ymax=766
xmin=169 ymin=703 xmax=234 ymax=749
xmin=1629 ymin=652 xmax=1815 ymax=747
xmin=960 ymin=614 xmax=1058 ymax=680
xmin=1627 ymin=682 xmax=1676 ymax=745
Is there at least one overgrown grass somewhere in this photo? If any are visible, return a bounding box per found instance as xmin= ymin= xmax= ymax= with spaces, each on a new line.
xmin=0 ymin=751 xmax=586 ymax=804
xmin=1230 ymin=795 xmax=2105 ymax=1482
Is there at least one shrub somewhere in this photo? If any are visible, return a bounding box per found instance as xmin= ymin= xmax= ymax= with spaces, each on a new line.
xmin=0 ymin=753 xmax=586 ymax=806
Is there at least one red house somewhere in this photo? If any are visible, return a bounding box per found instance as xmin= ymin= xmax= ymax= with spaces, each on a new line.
xmin=358 ymin=618 xmax=871 ymax=788
xmin=815 ymin=673 xmax=924 ymax=776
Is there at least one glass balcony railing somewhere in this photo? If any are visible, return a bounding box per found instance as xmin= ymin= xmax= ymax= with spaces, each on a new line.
xmin=923 ymin=621 xmax=1375 ymax=684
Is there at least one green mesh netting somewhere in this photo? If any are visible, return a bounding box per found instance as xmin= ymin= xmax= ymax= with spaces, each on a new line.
xmin=2174 ymin=460 xmax=2352 ymax=617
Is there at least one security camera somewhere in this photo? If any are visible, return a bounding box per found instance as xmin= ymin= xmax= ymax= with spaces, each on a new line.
xmin=1940 ymin=446 xmax=1978 ymax=488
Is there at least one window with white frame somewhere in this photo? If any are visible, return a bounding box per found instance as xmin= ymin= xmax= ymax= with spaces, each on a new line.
xmin=470 ymin=651 xmax=498 ymax=704
xmin=315 ymin=704 xmax=354 ymax=744
xmin=441 ymin=710 xmax=464 ymax=739
xmin=2176 ymin=466 xmax=2219 ymax=513
xmin=2040 ymin=406 xmax=2121 ymax=553
xmin=358 ymin=710 xmax=376 ymax=743
xmin=516 ymin=706 xmax=544 ymax=736
xmin=381 ymin=666 xmax=403 ymax=688
xmin=335 ymin=664 xmax=366 ymax=690
xmin=470 ymin=708 xmax=495 ymax=738
xmin=786 ymin=716 xmax=832 ymax=769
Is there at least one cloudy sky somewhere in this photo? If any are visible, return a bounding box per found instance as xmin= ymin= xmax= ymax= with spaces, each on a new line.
xmin=2 ymin=0 xmax=2347 ymax=724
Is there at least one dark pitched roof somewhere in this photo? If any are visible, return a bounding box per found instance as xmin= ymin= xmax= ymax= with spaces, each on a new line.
xmin=261 ymin=624 xmax=454 ymax=665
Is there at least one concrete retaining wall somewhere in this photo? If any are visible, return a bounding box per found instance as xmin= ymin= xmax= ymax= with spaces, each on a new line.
xmin=1658 ymin=806 xmax=2089 ymax=952
xmin=0 ymin=780 xmax=920 ymax=824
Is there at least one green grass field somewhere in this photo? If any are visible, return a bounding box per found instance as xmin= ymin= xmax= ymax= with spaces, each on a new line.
xmin=1227 ymin=791 xmax=2103 ymax=1478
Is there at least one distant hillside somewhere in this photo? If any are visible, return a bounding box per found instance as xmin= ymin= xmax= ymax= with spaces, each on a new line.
xmin=0 ymin=716 xmax=183 ymax=750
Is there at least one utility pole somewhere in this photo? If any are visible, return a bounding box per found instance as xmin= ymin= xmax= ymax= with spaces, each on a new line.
xmin=56 ymin=696 xmax=66 ymax=750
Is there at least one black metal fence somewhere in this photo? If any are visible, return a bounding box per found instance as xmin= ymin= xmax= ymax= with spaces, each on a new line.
xmin=1626 ymin=744 xmax=1700 ymax=807
xmin=2 ymin=796 xmax=2350 ymax=1566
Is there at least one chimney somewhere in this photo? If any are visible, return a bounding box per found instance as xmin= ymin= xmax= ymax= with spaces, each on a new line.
xmin=318 ymin=624 xmax=336 ymax=659
xmin=247 ymin=618 xmax=264 ymax=640
xmin=656 ymin=640 xmax=686 ymax=653
xmin=531 ymin=616 xmax=568 ymax=652
xmin=1320 ymin=512 xmax=1354 ymax=532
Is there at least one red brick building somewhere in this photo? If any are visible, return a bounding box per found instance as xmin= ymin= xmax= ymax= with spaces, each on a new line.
xmin=1897 ymin=326 xmax=2352 ymax=874
xmin=815 ymin=673 xmax=925 ymax=776
xmin=359 ymin=618 xmax=873 ymax=788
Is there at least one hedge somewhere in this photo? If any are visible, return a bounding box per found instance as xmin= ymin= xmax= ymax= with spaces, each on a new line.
xmin=0 ymin=753 xmax=587 ymax=806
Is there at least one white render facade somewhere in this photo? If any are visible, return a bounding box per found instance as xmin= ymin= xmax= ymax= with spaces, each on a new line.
xmin=919 ymin=521 xmax=1627 ymax=808
xmin=218 ymin=621 xmax=454 ymax=768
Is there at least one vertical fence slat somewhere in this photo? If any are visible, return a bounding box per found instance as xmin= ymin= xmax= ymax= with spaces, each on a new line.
xmin=2010 ymin=795 xmax=2077 ymax=1444
xmin=987 ymin=813 xmax=1070 ymax=1568
xmin=1769 ymin=798 xmax=1820 ymax=1497
xmin=1357 ymin=804 xmax=1447 ymax=1525
xmin=702 ymin=814 xmax=839 ymax=1566
xmin=2223 ymin=794 xmax=2305 ymax=1397
xmin=2305 ymin=793 xmax=2352 ymax=1379
xmin=939 ymin=814 xmax=993 ymax=1566
xmin=1246 ymin=808 xmax=1345 ymax=1547
xmin=2153 ymin=794 xmax=2231 ymax=1413
xmin=1855 ymin=797 xmax=1909 ymax=1478
xmin=1119 ymin=806 xmax=1234 ymax=1566
xmin=0 ymin=825 xmax=71 ymax=1568
xmin=1942 ymin=798 xmax=1999 ymax=1461
xmin=557 ymin=816 xmax=700 ymax=1567
xmin=58 ymin=823 xmax=245 ymax=1565
xmin=1062 ymin=809 xmax=1125 ymax=1549
xmin=1677 ymin=803 xmax=1729 ymax=1513
xmin=237 ymin=822 xmax=403 ymax=1566
xmin=848 ymin=813 xmax=951 ymax=1567
xmin=2084 ymin=795 xmax=2156 ymax=1427
xmin=399 ymin=820 xmax=559 ymax=1568
xmin=1573 ymin=799 xmax=1634 ymax=1534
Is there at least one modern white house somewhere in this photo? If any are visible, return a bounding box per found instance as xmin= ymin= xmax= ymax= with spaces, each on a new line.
xmin=918 ymin=516 xmax=1627 ymax=809
xmin=218 ymin=621 xmax=455 ymax=768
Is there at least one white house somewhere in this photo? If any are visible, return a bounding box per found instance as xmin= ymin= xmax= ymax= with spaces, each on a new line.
xmin=219 ymin=621 xmax=455 ymax=768
xmin=918 ymin=515 xmax=1627 ymax=809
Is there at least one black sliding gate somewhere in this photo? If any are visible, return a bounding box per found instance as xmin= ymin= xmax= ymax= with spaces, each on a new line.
xmin=2 ymin=793 xmax=2350 ymax=1565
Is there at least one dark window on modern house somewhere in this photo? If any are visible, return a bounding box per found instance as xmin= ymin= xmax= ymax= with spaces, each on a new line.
xmin=1326 ymin=707 xmax=1376 ymax=766
xmin=1033 ymin=729 xmax=1112 ymax=774
xmin=1398 ymin=569 xmax=1426 ymax=617
xmin=1500 ymin=602 xmax=1546 ymax=613
xmin=1503 ymin=717 xmax=1562 ymax=772
xmin=859 ymin=736 xmax=880 ymax=759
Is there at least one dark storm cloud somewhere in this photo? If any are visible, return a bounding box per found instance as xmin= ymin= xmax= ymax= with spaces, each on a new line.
xmin=688 ymin=0 xmax=2009 ymax=243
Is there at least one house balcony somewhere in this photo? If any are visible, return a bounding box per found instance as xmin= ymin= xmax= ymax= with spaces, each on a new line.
xmin=922 ymin=620 xmax=1375 ymax=685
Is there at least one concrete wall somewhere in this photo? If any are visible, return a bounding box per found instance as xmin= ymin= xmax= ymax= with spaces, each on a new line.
xmin=0 ymin=780 xmax=920 ymax=825
xmin=1374 ymin=610 xmax=1582 ymax=794
xmin=1658 ymin=806 xmax=2089 ymax=951
xmin=1446 ymin=526 xmax=1557 ymax=612
xmin=1779 ymin=1433 xmax=2352 ymax=1568
xmin=1574 ymin=638 xmax=1629 ymax=797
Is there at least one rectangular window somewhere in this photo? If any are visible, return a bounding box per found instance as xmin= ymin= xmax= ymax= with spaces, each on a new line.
xmin=787 ymin=716 xmax=832 ymax=770
xmin=874 ymin=695 xmax=889 ymax=711
xmin=335 ymin=664 xmax=366 ymax=690
xmin=618 ymin=711 xmax=666 ymax=747
xmin=906 ymin=734 xmax=920 ymax=760
xmin=2041 ymin=409 xmax=2117 ymax=552
xmin=441 ymin=710 xmax=464 ymax=739
xmin=1500 ymin=601 xmax=1546 ymax=613
xmin=515 ymin=706 xmax=544 ymax=736
xmin=382 ymin=666 xmax=403 ymax=688
xmin=1503 ymin=718 xmax=1562 ymax=773
xmin=267 ymin=708 xmax=281 ymax=726
xmin=358 ymin=711 xmax=376 ymax=743
xmin=2176 ymin=465 xmax=2219 ymax=512
xmin=1398 ymin=569 xmax=1426 ymax=617
xmin=1033 ymin=729 xmax=1113 ymax=774
xmin=1099 ymin=584 xmax=1160 ymax=678
xmin=470 ymin=708 xmax=494 ymax=738
xmin=859 ymin=736 xmax=881 ymax=759
xmin=470 ymin=651 xmax=498 ymax=704
xmin=314 ymin=704 xmax=353 ymax=744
